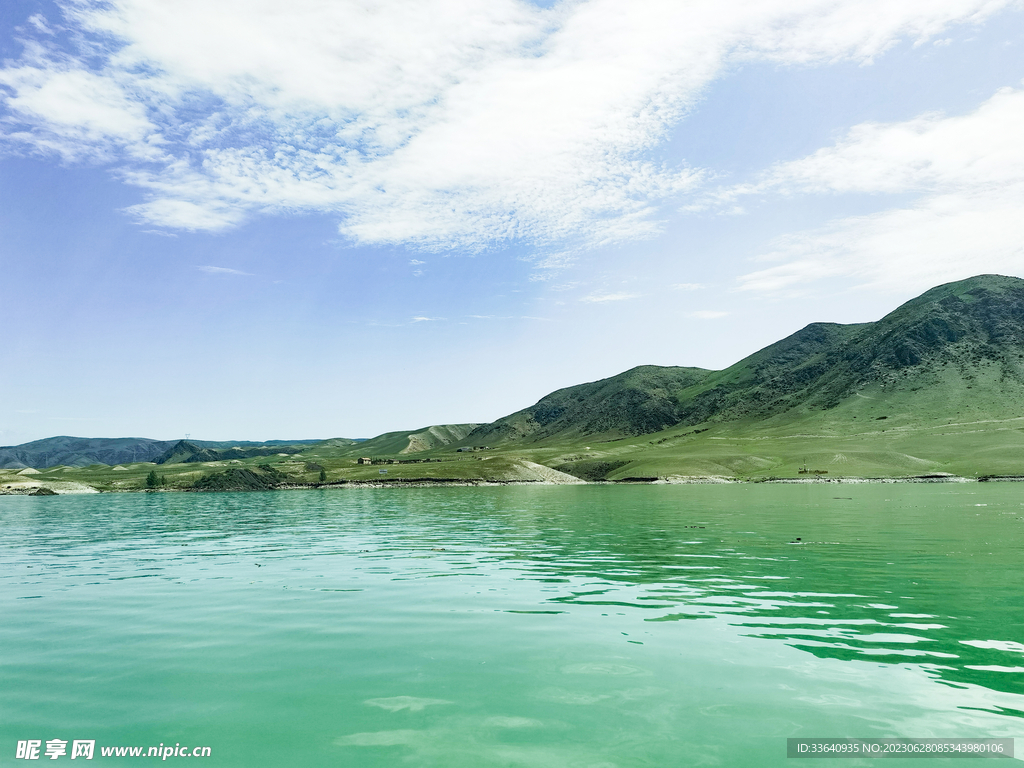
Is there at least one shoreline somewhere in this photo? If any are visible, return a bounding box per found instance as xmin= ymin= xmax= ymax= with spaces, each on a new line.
xmin=3 ymin=473 xmax=1021 ymax=495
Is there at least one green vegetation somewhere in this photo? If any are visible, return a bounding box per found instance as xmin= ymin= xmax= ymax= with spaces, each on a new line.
xmin=553 ymin=460 xmax=632 ymax=481
xmin=190 ymin=466 xmax=287 ymax=492
xmin=465 ymin=367 xmax=711 ymax=444
xmin=155 ymin=440 xmax=313 ymax=465
xmin=4 ymin=274 xmax=1024 ymax=492
xmin=345 ymin=423 xmax=480 ymax=456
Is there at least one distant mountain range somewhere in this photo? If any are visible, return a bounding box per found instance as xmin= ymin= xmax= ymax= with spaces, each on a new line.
xmin=0 ymin=437 xmax=326 ymax=470
xmin=4 ymin=274 xmax=1023 ymax=469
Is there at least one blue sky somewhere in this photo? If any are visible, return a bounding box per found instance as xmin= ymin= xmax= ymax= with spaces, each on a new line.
xmin=2 ymin=0 xmax=1023 ymax=444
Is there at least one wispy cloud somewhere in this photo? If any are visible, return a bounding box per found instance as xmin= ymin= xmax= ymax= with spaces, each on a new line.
xmin=672 ymin=282 xmax=704 ymax=291
xmin=411 ymin=316 xmax=444 ymax=323
xmin=26 ymin=15 xmax=54 ymax=35
xmin=549 ymin=281 xmax=581 ymax=292
xmin=688 ymin=310 xmax=728 ymax=319
xmin=729 ymin=86 xmax=1024 ymax=294
xmin=580 ymin=291 xmax=641 ymax=303
xmin=198 ymin=265 xmax=252 ymax=276
xmin=409 ymin=259 xmax=426 ymax=265
xmin=0 ymin=0 xmax=1007 ymax=254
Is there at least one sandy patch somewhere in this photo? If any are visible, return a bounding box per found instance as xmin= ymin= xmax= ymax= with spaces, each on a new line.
xmin=664 ymin=475 xmax=736 ymax=484
xmin=515 ymin=461 xmax=587 ymax=484
xmin=44 ymin=481 xmax=101 ymax=494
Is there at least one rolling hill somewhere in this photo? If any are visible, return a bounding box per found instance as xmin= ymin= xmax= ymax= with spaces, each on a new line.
xmin=153 ymin=440 xmax=322 ymax=465
xmin=328 ymin=424 xmax=482 ymax=457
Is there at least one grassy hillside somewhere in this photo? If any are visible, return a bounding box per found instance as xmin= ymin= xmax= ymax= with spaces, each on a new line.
xmin=465 ymin=366 xmax=712 ymax=444
xmin=322 ymin=423 xmax=482 ymax=457
xmin=154 ymin=440 xmax=314 ymax=465
xmin=5 ymin=408 xmax=1022 ymax=493
xmin=664 ymin=273 xmax=1024 ymax=428
xmin=402 ymin=424 xmax=480 ymax=453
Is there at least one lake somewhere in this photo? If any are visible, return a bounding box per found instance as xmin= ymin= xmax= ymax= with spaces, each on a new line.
xmin=2 ymin=484 xmax=1022 ymax=766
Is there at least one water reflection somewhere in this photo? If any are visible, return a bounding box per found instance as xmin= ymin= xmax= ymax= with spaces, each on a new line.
xmin=3 ymin=483 xmax=1023 ymax=720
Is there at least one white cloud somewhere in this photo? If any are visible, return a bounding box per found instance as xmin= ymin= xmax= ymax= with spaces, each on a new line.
xmin=135 ymin=197 xmax=245 ymax=232
xmin=0 ymin=0 xmax=1014 ymax=252
xmin=0 ymin=63 xmax=159 ymax=162
xmin=409 ymin=259 xmax=426 ymax=265
xmin=580 ymin=291 xmax=641 ymax=303
xmin=672 ymin=282 xmax=705 ymax=291
xmin=733 ymin=86 xmax=1024 ymax=294
xmin=549 ymin=281 xmax=581 ymax=292
xmin=739 ymin=193 xmax=1024 ymax=294
xmin=743 ymin=87 xmax=1024 ymax=196
xmin=198 ymin=265 xmax=251 ymax=275
xmin=688 ymin=310 xmax=729 ymax=319
xmin=26 ymin=15 xmax=54 ymax=35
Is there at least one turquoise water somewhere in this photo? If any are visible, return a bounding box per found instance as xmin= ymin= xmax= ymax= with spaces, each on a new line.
xmin=2 ymin=484 xmax=1023 ymax=766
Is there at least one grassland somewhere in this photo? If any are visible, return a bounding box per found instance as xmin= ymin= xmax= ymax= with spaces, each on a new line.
xmin=4 ymin=402 xmax=1023 ymax=495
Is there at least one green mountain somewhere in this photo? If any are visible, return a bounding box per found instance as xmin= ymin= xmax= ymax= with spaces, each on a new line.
xmin=466 ymin=367 xmax=711 ymax=444
xmin=0 ymin=437 xmax=181 ymax=469
xmin=669 ymin=273 xmax=1024 ymax=428
xmin=467 ymin=274 xmax=1024 ymax=446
